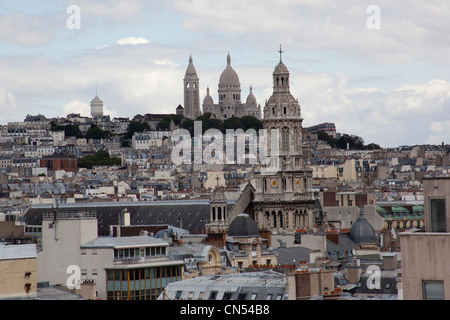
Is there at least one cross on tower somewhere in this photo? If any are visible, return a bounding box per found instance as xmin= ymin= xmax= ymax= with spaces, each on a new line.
xmin=279 ymin=44 xmax=283 ymax=63
xmin=216 ymin=175 xmax=220 ymax=188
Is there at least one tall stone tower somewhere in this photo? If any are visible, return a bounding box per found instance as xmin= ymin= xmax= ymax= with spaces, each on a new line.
xmin=252 ymin=47 xmax=315 ymax=234
xmin=183 ymin=55 xmax=201 ymax=119
xmin=90 ymin=95 xmax=104 ymax=119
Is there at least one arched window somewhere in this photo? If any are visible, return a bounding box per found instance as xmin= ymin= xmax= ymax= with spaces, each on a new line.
xmin=223 ymin=207 xmax=227 ymax=220
xmin=212 ymin=207 xmax=216 ymax=221
xmin=278 ymin=211 xmax=283 ymax=229
xmin=272 ymin=211 xmax=277 ymax=228
xmin=281 ymin=128 xmax=289 ymax=152
xmin=294 ymin=127 xmax=299 ymax=152
xmin=218 ymin=207 xmax=222 ymax=221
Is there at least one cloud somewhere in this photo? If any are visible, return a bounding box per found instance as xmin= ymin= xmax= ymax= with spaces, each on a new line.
xmin=427 ymin=120 xmax=450 ymax=145
xmin=0 ymin=12 xmax=56 ymax=46
xmin=170 ymin=0 xmax=450 ymax=64
xmin=116 ymin=37 xmax=150 ymax=45
xmin=0 ymin=86 xmax=18 ymax=121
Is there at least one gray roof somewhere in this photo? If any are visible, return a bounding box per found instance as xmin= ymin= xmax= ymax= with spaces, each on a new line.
xmin=25 ymin=200 xmax=235 ymax=236
xmin=274 ymin=246 xmax=311 ymax=264
xmin=37 ymin=286 xmax=84 ymax=300
xmin=0 ymin=244 xmax=36 ymax=260
xmin=228 ymin=213 xmax=259 ymax=237
xmin=168 ymin=243 xmax=211 ymax=260
xmin=81 ymin=235 xmax=167 ymax=248
xmin=349 ymin=214 xmax=377 ymax=245
xmin=160 ymin=270 xmax=286 ymax=300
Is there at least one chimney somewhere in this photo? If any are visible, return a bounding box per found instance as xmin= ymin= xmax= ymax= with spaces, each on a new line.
xmin=140 ymin=230 xmax=148 ymax=237
xmin=118 ymin=208 xmax=130 ymax=226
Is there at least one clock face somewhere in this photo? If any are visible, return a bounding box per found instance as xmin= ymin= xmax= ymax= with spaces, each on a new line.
xmin=295 ymin=178 xmax=301 ymax=188
xmin=271 ymin=178 xmax=278 ymax=188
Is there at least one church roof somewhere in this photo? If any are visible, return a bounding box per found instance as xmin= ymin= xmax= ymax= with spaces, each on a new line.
xmin=246 ymin=86 xmax=257 ymax=105
xmin=185 ymin=55 xmax=197 ymax=76
xmin=274 ymin=62 xmax=289 ymax=74
xmin=203 ymin=87 xmax=214 ymax=105
xmin=219 ymin=53 xmax=240 ymax=88
xmin=349 ymin=212 xmax=377 ymax=245
xmin=228 ymin=213 xmax=259 ymax=237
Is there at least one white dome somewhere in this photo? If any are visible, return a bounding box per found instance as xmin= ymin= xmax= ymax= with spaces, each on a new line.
xmin=219 ymin=53 xmax=240 ymax=88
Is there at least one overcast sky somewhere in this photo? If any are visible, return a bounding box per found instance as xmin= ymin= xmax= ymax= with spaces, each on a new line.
xmin=1 ymin=1 xmax=450 ymax=148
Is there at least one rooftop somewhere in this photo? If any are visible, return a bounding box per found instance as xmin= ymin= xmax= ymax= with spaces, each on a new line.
xmin=81 ymin=235 xmax=168 ymax=248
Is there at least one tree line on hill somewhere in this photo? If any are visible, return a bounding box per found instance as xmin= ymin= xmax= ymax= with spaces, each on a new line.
xmin=317 ymin=131 xmax=381 ymax=150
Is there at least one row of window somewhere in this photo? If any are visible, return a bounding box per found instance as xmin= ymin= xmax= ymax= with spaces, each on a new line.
xmin=174 ymin=290 xmax=283 ymax=300
xmin=113 ymin=246 xmax=167 ymax=260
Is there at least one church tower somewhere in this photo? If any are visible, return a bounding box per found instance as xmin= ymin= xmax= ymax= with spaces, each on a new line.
xmin=252 ymin=46 xmax=315 ymax=234
xmin=205 ymin=184 xmax=228 ymax=248
xmin=183 ymin=55 xmax=201 ymax=119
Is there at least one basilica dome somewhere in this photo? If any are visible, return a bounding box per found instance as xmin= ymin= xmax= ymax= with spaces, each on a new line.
xmin=246 ymin=86 xmax=257 ymax=106
xmin=219 ymin=53 xmax=240 ymax=88
xmin=228 ymin=214 xmax=259 ymax=237
xmin=203 ymin=87 xmax=214 ymax=106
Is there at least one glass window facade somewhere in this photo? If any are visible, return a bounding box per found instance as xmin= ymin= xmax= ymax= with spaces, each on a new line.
xmin=106 ymin=265 xmax=182 ymax=300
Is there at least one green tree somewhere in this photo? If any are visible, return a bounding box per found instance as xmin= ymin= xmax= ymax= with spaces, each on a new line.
xmin=86 ymin=124 xmax=111 ymax=140
xmin=50 ymin=121 xmax=83 ymax=138
xmin=78 ymin=150 xmax=121 ymax=169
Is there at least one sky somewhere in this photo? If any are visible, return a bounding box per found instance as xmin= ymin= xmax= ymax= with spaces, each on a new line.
xmin=1 ymin=1 xmax=450 ymax=148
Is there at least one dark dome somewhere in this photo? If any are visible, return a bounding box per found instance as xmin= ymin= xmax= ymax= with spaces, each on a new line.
xmin=228 ymin=214 xmax=259 ymax=237
xmin=349 ymin=213 xmax=377 ymax=245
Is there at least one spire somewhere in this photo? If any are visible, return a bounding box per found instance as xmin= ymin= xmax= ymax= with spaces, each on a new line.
xmin=189 ymin=54 xmax=193 ymax=64
xmin=250 ymin=85 xmax=253 ymax=93
xmin=279 ymin=44 xmax=283 ymax=63
xmin=227 ymin=51 xmax=231 ymax=66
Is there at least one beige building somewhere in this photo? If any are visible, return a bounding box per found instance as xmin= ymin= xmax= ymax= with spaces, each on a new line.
xmin=400 ymin=176 xmax=450 ymax=300
xmin=0 ymin=244 xmax=37 ymax=299
xmin=286 ymin=268 xmax=336 ymax=300
xmin=37 ymin=210 xmax=183 ymax=300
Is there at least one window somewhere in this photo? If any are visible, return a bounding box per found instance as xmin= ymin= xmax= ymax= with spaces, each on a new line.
xmin=430 ymin=199 xmax=446 ymax=232
xmin=423 ymin=281 xmax=444 ymax=300
xmin=281 ymin=128 xmax=289 ymax=152
xmin=276 ymin=294 xmax=283 ymax=300
xmin=223 ymin=292 xmax=233 ymax=300
xmin=250 ymin=293 xmax=257 ymax=300
xmin=266 ymin=294 xmax=272 ymax=300
xmin=175 ymin=291 xmax=182 ymax=300
xmin=209 ymin=291 xmax=218 ymax=300
xmin=237 ymin=293 xmax=247 ymax=300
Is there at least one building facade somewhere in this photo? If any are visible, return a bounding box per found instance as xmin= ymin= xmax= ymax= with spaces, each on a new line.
xmin=400 ymin=176 xmax=450 ymax=300
xmin=252 ymin=52 xmax=315 ymax=234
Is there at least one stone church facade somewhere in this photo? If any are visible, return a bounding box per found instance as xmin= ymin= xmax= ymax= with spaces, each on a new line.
xmin=204 ymin=50 xmax=316 ymax=236
xmin=251 ymin=53 xmax=316 ymax=234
